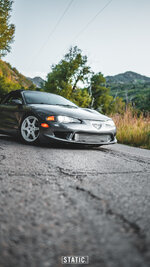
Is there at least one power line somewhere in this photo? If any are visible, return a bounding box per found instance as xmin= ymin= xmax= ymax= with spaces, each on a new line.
xmin=38 ymin=0 xmax=74 ymax=53
xmin=54 ymin=0 xmax=114 ymax=63
xmin=29 ymin=0 xmax=74 ymax=68
xmin=73 ymin=0 xmax=113 ymax=41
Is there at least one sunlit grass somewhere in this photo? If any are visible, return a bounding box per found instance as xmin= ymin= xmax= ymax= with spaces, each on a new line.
xmin=111 ymin=109 xmax=150 ymax=149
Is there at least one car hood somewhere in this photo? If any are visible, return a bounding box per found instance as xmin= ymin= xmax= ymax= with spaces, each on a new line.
xmin=30 ymin=104 xmax=110 ymax=121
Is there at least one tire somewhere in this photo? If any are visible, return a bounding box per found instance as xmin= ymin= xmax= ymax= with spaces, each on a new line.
xmin=20 ymin=115 xmax=40 ymax=144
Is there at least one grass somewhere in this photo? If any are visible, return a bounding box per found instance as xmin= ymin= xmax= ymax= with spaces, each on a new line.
xmin=111 ymin=109 xmax=150 ymax=149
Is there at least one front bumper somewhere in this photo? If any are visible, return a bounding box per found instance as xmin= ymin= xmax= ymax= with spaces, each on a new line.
xmin=43 ymin=134 xmax=117 ymax=146
xmin=40 ymin=120 xmax=117 ymax=146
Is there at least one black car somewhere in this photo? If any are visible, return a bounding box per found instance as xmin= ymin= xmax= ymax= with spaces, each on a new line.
xmin=0 ymin=90 xmax=117 ymax=146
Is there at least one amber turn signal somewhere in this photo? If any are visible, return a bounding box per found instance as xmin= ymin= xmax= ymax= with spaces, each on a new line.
xmin=41 ymin=123 xmax=49 ymax=128
xmin=46 ymin=116 xmax=55 ymax=121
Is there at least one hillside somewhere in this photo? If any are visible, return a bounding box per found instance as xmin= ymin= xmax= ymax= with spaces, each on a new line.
xmin=27 ymin=76 xmax=45 ymax=88
xmin=0 ymin=59 xmax=33 ymax=88
xmin=106 ymin=71 xmax=150 ymax=112
xmin=106 ymin=71 xmax=150 ymax=84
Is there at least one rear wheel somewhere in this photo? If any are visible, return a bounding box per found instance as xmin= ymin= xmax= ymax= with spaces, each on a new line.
xmin=20 ymin=115 xmax=40 ymax=144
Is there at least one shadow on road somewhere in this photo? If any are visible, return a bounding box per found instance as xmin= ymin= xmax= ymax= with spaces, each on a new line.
xmin=0 ymin=134 xmax=109 ymax=151
xmin=0 ymin=134 xmax=19 ymax=143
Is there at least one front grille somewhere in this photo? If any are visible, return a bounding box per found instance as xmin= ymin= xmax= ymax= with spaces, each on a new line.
xmin=74 ymin=133 xmax=112 ymax=143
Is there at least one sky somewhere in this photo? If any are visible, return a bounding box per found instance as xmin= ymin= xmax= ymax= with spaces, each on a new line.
xmin=4 ymin=0 xmax=150 ymax=79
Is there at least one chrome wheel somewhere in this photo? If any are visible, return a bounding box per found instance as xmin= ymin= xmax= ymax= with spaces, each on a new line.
xmin=21 ymin=116 xmax=39 ymax=143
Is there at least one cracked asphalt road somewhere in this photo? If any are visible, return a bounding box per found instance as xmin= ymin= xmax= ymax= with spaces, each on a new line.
xmin=0 ymin=134 xmax=150 ymax=267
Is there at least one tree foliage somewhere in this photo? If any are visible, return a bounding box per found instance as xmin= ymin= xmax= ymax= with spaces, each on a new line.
xmin=90 ymin=73 xmax=109 ymax=110
xmin=109 ymin=82 xmax=150 ymax=113
xmin=0 ymin=0 xmax=15 ymax=57
xmin=44 ymin=46 xmax=125 ymax=113
xmin=44 ymin=46 xmax=91 ymax=107
xmin=0 ymin=76 xmax=21 ymax=101
xmin=90 ymin=73 xmax=125 ymax=114
xmin=0 ymin=60 xmax=36 ymax=102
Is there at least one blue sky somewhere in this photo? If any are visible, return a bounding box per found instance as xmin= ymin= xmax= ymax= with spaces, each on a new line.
xmin=5 ymin=0 xmax=150 ymax=79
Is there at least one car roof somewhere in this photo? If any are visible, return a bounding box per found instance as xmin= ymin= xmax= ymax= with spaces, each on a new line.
xmin=22 ymin=90 xmax=59 ymax=97
xmin=4 ymin=90 xmax=61 ymax=98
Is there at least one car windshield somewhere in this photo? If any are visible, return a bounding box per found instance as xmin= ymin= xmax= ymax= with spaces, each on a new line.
xmin=23 ymin=91 xmax=78 ymax=108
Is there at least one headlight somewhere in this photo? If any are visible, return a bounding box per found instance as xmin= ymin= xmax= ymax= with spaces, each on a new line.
xmin=57 ymin=116 xmax=81 ymax=124
xmin=105 ymin=120 xmax=115 ymax=127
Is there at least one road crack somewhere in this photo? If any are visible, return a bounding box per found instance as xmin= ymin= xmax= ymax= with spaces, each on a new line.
xmin=58 ymin=167 xmax=87 ymax=179
xmin=58 ymin=167 xmax=149 ymax=178
xmin=75 ymin=185 xmax=149 ymax=261
xmin=100 ymin=148 xmax=150 ymax=165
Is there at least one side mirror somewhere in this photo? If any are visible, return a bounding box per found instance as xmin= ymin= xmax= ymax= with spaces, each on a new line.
xmin=11 ymin=99 xmax=22 ymax=105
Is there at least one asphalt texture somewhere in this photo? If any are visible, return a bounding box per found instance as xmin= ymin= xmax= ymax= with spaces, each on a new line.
xmin=0 ymin=134 xmax=150 ymax=267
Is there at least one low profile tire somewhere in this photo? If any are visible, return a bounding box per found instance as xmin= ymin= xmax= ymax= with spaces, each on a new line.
xmin=20 ymin=115 xmax=40 ymax=144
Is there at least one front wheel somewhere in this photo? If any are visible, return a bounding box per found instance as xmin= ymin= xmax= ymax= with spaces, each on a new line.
xmin=20 ymin=115 xmax=40 ymax=144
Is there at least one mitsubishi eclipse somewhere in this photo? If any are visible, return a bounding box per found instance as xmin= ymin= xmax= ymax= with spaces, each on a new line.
xmin=0 ymin=90 xmax=117 ymax=146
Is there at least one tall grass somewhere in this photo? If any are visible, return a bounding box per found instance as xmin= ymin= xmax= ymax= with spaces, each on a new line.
xmin=111 ymin=109 xmax=150 ymax=149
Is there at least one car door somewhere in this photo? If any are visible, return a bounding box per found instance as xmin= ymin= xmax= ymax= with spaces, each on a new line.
xmin=0 ymin=92 xmax=24 ymax=134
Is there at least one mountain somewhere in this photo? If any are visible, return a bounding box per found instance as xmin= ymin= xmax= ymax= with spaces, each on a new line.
xmin=0 ymin=59 xmax=33 ymax=88
xmin=27 ymin=76 xmax=45 ymax=88
xmin=106 ymin=71 xmax=150 ymax=112
xmin=106 ymin=71 xmax=150 ymax=84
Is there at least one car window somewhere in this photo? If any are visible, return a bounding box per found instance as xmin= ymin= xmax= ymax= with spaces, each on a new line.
xmin=23 ymin=91 xmax=78 ymax=107
xmin=2 ymin=93 xmax=23 ymax=104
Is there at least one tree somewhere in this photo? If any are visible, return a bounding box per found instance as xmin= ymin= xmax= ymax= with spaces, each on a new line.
xmin=0 ymin=76 xmax=21 ymax=101
xmin=0 ymin=76 xmax=8 ymax=100
xmin=0 ymin=0 xmax=15 ymax=57
xmin=110 ymin=96 xmax=125 ymax=114
xmin=90 ymin=73 xmax=125 ymax=114
xmin=44 ymin=46 xmax=91 ymax=107
xmin=90 ymin=72 xmax=111 ymax=112
xmin=44 ymin=46 xmax=125 ymax=112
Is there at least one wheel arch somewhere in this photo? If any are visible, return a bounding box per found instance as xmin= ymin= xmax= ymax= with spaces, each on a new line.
xmin=19 ymin=110 xmax=41 ymax=127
